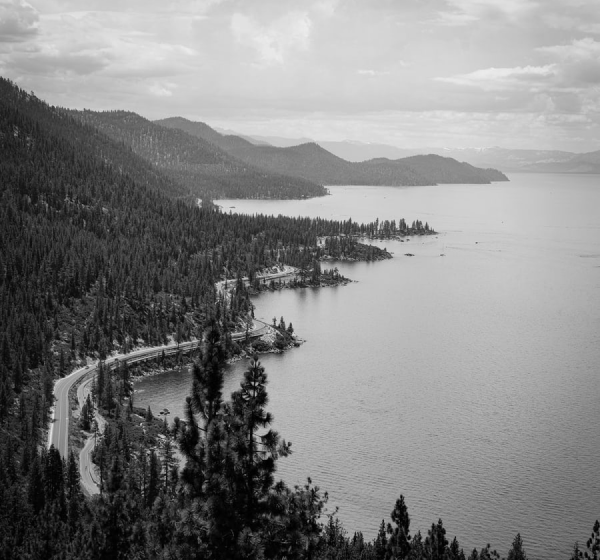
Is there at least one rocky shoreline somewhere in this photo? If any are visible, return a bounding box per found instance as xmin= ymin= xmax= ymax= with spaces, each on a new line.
xmin=129 ymin=236 xmax=413 ymax=385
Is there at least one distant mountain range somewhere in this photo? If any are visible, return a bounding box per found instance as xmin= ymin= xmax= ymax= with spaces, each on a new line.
xmin=155 ymin=117 xmax=507 ymax=186
xmin=424 ymin=147 xmax=600 ymax=174
xmin=68 ymin=110 xmax=326 ymax=200
xmin=236 ymin=135 xmax=600 ymax=175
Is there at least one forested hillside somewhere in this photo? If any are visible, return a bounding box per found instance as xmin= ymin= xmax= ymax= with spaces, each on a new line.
xmin=156 ymin=117 xmax=509 ymax=185
xmin=0 ymin=77 xmax=409 ymax=557
xmin=69 ymin=110 xmax=327 ymax=200
xmin=1 ymin=77 xmax=596 ymax=559
xmin=383 ymin=155 xmax=508 ymax=183
xmin=0 ymin=77 xmax=389 ymax=425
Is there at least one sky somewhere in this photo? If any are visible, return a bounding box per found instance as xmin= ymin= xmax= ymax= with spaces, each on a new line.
xmin=1 ymin=0 xmax=600 ymax=152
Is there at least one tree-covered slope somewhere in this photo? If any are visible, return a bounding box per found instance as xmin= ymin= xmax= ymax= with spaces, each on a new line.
xmin=1 ymin=77 xmax=598 ymax=560
xmin=156 ymin=118 xmax=434 ymax=185
xmin=156 ymin=117 xmax=508 ymax=185
xmin=70 ymin=110 xmax=327 ymax=200
xmin=0 ymin=76 xmax=396 ymax=431
xmin=387 ymin=154 xmax=508 ymax=183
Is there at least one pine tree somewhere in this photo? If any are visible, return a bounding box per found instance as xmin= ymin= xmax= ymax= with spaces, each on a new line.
xmin=229 ymin=356 xmax=291 ymax=528
xmin=425 ymin=519 xmax=449 ymax=560
xmin=374 ymin=519 xmax=388 ymax=560
xmin=191 ymin=322 xmax=226 ymax=428
xmin=507 ymin=534 xmax=528 ymax=560
xmin=387 ymin=495 xmax=411 ymax=559
xmin=27 ymin=453 xmax=45 ymax=515
xmin=160 ymin=436 xmax=176 ymax=492
xmin=96 ymin=362 xmax=105 ymax=407
xmin=66 ymin=451 xmax=82 ymax=535
xmin=147 ymin=450 xmax=160 ymax=508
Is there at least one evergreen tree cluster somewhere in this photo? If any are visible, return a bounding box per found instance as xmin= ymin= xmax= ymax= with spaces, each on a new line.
xmin=1 ymin=78 xmax=594 ymax=559
xmin=69 ymin=109 xmax=328 ymax=200
xmin=3 ymin=325 xmax=598 ymax=559
xmin=0 ymin=77 xmax=399 ymax=428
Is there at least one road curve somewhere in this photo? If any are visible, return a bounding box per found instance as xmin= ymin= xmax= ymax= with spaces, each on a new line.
xmin=50 ymin=321 xmax=272 ymax=495
xmin=48 ymin=340 xmax=201 ymax=459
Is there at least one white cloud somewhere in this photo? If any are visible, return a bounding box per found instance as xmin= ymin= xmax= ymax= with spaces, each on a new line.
xmin=230 ymin=11 xmax=312 ymax=65
xmin=357 ymin=69 xmax=391 ymax=77
xmin=149 ymin=82 xmax=174 ymax=97
xmin=28 ymin=0 xmax=221 ymax=15
xmin=3 ymin=0 xmax=600 ymax=152
xmin=541 ymin=4 xmax=600 ymax=34
xmin=437 ymin=65 xmax=557 ymax=91
xmin=438 ymin=0 xmax=539 ymax=25
xmin=3 ymin=9 xmax=200 ymax=79
xmin=313 ymin=0 xmax=339 ymax=18
xmin=0 ymin=0 xmax=39 ymax=42
xmin=537 ymin=37 xmax=600 ymax=61
xmin=210 ymin=107 xmax=599 ymax=152
xmin=537 ymin=38 xmax=600 ymax=86
xmin=434 ymin=11 xmax=478 ymax=26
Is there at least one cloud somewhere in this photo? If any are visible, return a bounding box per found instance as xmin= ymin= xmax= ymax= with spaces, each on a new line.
xmin=230 ymin=10 xmax=312 ymax=65
xmin=3 ymin=0 xmax=599 ymax=152
xmin=3 ymin=9 xmax=200 ymax=79
xmin=537 ymin=38 xmax=600 ymax=86
xmin=209 ymin=107 xmax=599 ymax=152
xmin=9 ymin=48 xmax=109 ymax=75
xmin=538 ymin=37 xmax=600 ymax=61
xmin=437 ymin=65 xmax=557 ymax=91
xmin=434 ymin=11 xmax=478 ymax=26
xmin=437 ymin=0 xmax=539 ymax=25
xmin=357 ymin=69 xmax=391 ymax=77
xmin=440 ymin=39 xmax=600 ymax=92
xmin=149 ymin=82 xmax=174 ymax=97
xmin=541 ymin=3 xmax=600 ymax=34
xmin=27 ymin=0 xmax=222 ymax=15
xmin=0 ymin=0 xmax=39 ymax=42
xmin=312 ymin=0 xmax=339 ymax=18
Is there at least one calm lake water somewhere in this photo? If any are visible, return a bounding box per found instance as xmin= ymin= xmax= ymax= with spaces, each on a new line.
xmin=135 ymin=174 xmax=600 ymax=558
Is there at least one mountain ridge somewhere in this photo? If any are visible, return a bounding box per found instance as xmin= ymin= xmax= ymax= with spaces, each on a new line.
xmin=68 ymin=110 xmax=327 ymax=200
xmin=245 ymin=136 xmax=600 ymax=174
xmin=155 ymin=117 xmax=508 ymax=185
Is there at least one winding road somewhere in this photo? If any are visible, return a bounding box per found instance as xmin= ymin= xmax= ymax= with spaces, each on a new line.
xmin=48 ymin=340 xmax=201 ymax=458
xmin=48 ymin=319 xmax=274 ymax=494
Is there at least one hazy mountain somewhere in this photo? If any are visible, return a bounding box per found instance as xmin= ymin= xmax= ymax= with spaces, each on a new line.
xmin=241 ymin=133 xmax=314 ymax=148
xmin=238 ymin=136 xmax=600 ymax=176
xmin=430 ymin=147 xmax=575 ymax=173
xmin=223 ymin=133 xmax=420 ymax=159
xmin=377 ymin=155 xmax=508 ymax=183
xmin=68 ymin=111 xmax=327 ymax=200
xmin=157 ymin=116 xmax=262 ymax=154
xmin=157 ymin=117 xmax=508 ymax=185
xmin=213 ymin=126 xmax=273 ymax=146
xmin=317 ymin=141 xmax=421 ymax=162
xmin=227 ymin=141 xmax=436 ymax=185
xmin=314 ymin=143 xmax=600 ymax=174
xmin=517 ymin=149 xmax=600 ymax=173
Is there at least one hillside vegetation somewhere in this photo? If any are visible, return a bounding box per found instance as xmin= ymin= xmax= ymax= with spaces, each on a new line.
xmin=156 ymin=117 xmax=509 ymax=185
xmin=69 ymin=110 xmax=327 ymax=200
xmin=2 ymin=78 xmax=597 ymax=560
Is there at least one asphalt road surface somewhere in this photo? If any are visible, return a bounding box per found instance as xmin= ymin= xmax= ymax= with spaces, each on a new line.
xmin=48 ymin=340 xmax=201 ymax=459
xmin=49 ymin=322 xmax=274 ymax=494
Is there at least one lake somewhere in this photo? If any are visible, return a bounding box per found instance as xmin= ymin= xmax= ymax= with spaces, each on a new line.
xmin=135 ymin=174 xmax=600 ymax=558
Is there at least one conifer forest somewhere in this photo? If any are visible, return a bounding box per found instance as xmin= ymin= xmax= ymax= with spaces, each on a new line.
xmin=0 ymin=77 xmax=598 ymax=560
